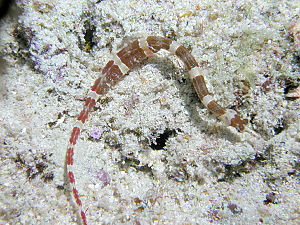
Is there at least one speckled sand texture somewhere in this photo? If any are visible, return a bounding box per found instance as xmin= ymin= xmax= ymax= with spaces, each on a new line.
xmin=0 ymin=0 xmax=299 ymax=224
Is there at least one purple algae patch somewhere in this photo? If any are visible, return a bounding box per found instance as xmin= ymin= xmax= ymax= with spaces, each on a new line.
xmin=89 ymin=127 xmax=102 ymax=139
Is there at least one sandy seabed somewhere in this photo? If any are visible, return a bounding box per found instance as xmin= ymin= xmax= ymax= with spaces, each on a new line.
xmin=0 ymin=0 xmax=299 ymax=224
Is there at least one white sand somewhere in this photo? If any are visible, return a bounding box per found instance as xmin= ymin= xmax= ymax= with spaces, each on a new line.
xmin=0 ymin=0 xmax=299 ymax=224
